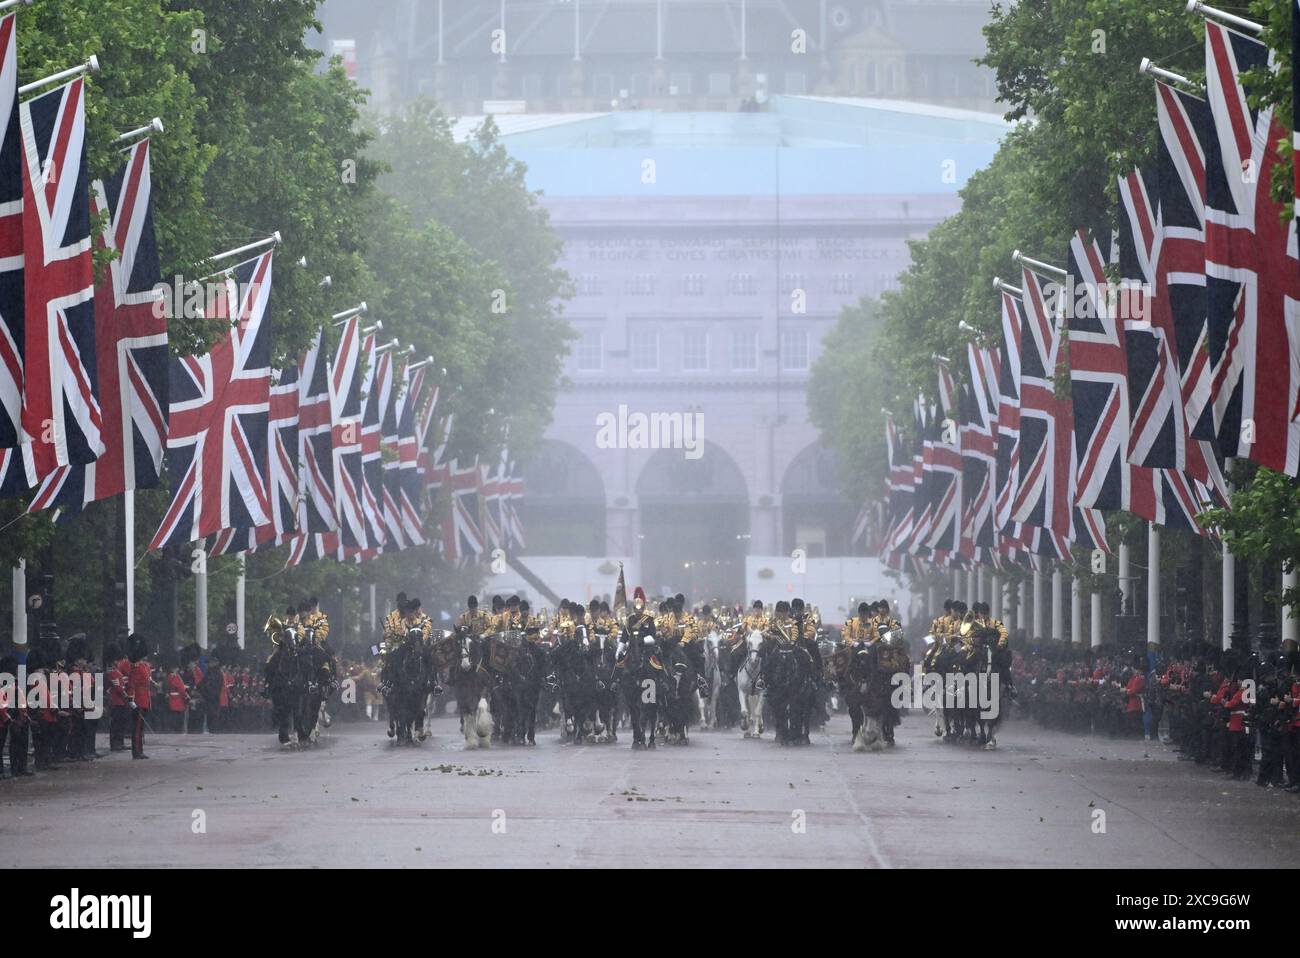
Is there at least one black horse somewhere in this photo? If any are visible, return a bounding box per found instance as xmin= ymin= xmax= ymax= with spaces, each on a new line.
xmin=761 ymin=639 xmax=817 ymax=746
xmin=619 ymin=626 xmax=665 ymax=750
xmin=383 ymin=627 xmax=437 ymax=745
xmin=659 ymin=639 xmax=709 ymax=744
xmin=490 ymin=634 xmax=545 ymax=746
xmin=712 ymin=639 xmax=742 ymax=729
xmin=549 ymin=629 xmax=605 ymax=744
xmin=263 ymin=628 xmax=312 ymax=745
xmin=589 ymin=629 xmax=621 ymax=742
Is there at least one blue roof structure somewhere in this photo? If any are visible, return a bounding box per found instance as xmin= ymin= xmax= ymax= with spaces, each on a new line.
xmin=452 ymin=95 xmax=1012 ymax=197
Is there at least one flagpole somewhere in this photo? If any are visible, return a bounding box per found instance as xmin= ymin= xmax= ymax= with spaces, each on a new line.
xmin=965 ymin=566 xmax=976 ymax=609
xmin=203 ymin=232 xmax=281 ymax=270
xmin=194 ymin=543 xmax=208 ymax=650
xmin=1283 ymin=568 xmax=1297 ymax=645
xmin=1184 ymin=0 xmax=1263 ymax=35
xmin=1017 ymin=579 xmax=1027 ymax=636
xmin=331 ymin=302 xmax=368 ymax=324
xmin=369 ymin=583 xmax=377 ymax=639
xmin=114 ymin=116 xmax=164 ymax=146
xmin=235 ymin=554 xmax=246 ymax=649
xmin=1091 ymin=589 xmax=1102 ymax=648
xmin=991 ymin=571 xmax=1001 ymax=621
xmin=1070 ymin=573 xmax=1082 ymax=645
xmin=0 ymin=0 xmax=34 ymax=14
xmin=19 ymin=55 xmax=100 ymax=97
xmin=1118 ymin=542 xmax=1131 ymax=614
xmin=1147 ymin=522 xmax=1160 ymax=647
xmin=11 ymin=559 xmax=25 ymax=649
xmin=1051 ymin=565 xmax=1063 ymax=641
xmin=124 ymin=489 xmax=135 ymax=634
xmin=1221 ymin=462 xmax=1234 ymax=651
xmin=1032 ymin=568 xmax=1043 ymax=641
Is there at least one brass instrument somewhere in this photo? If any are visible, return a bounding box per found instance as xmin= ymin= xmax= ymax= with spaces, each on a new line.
xmin=264 ymin=613 xmax=285 ymax=647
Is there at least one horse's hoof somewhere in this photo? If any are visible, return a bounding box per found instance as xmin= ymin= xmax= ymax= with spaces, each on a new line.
xmin=632 ymin=741 xmax=644 ymax=751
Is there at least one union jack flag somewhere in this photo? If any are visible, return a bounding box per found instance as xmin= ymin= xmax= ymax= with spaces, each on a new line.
xmin=0 ymin=13 xmax=22 ymax=467
xmin=357 ymin=331 xmax=388 ymax=552
xmin=149 ymin=251 xmax=274 ymax=549
xmin=1121 ymin=79 xmax=1228 ymax=510
xmin=963 ymin=342 xmax=999 ymax=555
xmin=441 ymin=455 xmax=484 ymax=562
xmin=296 ymin=327 xmax=336 ymax=535
xmin=1067 ymin=229 xmax=1136 ymax=512
xmin=881 ymin=412 xmax=915 ymax=558
xmin=995 ymin=287 xmax=1022 ymax=536
xmin=392 ymin=358 xmax=427 ymax=546
xmin=329 ymin=314 xmax=367 ymax=550
xmin=923 ymin=361 xmax=961 ymax=555
xmin=1203 ymin=21 xmax=1300 ymax=475
xmin=28 ymin=138 xmax=167 ymax=515
xmin=904 ymin=396 xmax=933 ymax=556
xmin=19 ymin=76 xmax=99 ymax=484
xmin=1012 ymin=266 xmax=1074 ymax=538
xmin=377 ymin=347 xmax=406 ymax=551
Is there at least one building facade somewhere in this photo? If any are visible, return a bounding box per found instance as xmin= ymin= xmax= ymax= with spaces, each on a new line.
xmin=315 ymin=0 xmax=1002 ymax=115
xmin=454 ymin=97 xmax=1008 ymax=604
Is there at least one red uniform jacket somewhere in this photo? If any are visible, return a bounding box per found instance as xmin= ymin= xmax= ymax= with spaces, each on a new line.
xmin=166 ymin=673 xmax=188 ymax=712
xmin=108 ymin=658 xmax=131 ymax=707
xmin=220 ymin=672 xmax=233 ymax=709
xmin=1224 ymin=686 xmax=1247 ymax=733
xmin=1125 ymin=674 xmax=1146 ymax=713
xmin=129 ymin=660 xmax=153 ymax=710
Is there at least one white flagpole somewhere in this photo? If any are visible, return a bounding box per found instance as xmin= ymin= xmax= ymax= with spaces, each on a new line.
xmin=1284 ymin=568 xmax=1298 ymax=645
xmin=965 ymin=566 xmax=976 ymax=609
xmin=1222 ymin=462 xmax=1234 ymax=651
xmin=235 ymin=554 xmax=246 ymax=649
xmin=369 ymin=583 xmax=377 ymax=637
xmin=991 ymin=572 xmax=1002 ymax=620
xmin=1091 ymin=590 xmax=1103 ymax=648
xmin=19 ymin=55 xmax=99 ymax=96
xmin=1032 ymin=568 xmax=1043 ymax=641
xmin=1147 ymin=522 xmax=1161 ymax=647
xmin=11 ymin=559 xmax=25 ymax=648
xmin=1017 ymin=579 xmax=1027 ymax=635
xmin=124 ymin=490 xmax=135 ymax=634
xmin=1070 ymin=574 xmax=1082 ymax=645
xmin=194 ymin=543 xmax=208 ymax=650
xmin=1118 ymin=542 xmax=1131 ymax=614
xmin=1051 ymin=565 xmax=1064 ymax=641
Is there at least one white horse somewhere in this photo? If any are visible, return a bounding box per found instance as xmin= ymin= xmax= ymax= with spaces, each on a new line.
xmin=736 ymin=630 xmax=766 ymax=738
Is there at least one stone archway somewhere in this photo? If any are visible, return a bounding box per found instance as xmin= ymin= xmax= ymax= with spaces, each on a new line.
xmin=780 ymin=442 xmax=857 ymax=557
xmin=515 ymin=439 xmax=606 ymax=556
xmin=635 ymin=442 xmax=749 ymax=604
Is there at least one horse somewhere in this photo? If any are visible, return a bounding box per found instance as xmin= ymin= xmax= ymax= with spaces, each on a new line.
xmin=761 ymin=638 xmax=817 ymax=746
xmin=933 ymin=639 xmax=965 ymax=742
xmin=619 ymin=625 xmax=664 ymax=750
xmin=264 ymin=626 xmax=311 ymax=746
xmin=734 ymin=631 xmax=766 ymax=739
xmin=489 ymin=632 xmax=545 ymax=746
xmin=589 ymin=629 xmax=620 ymax=742
xmin=711 ymin=634 xmax=742 ymax=730
xmin=972 ymin=632 xmax=1012 ymax=750
xmin=431 ymin=627 xmax=494 ymax=749
xmin=659 ymin=640 xmax=701 ymax=745
xmin=548 ymin=629 xmax=606 ymax=745
xmin=383 ymin=628 xmax=435 ymax=745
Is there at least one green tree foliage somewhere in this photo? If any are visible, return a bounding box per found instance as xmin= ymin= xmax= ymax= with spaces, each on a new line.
xmin=1 ymin=2 xmax=572 ymax=649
